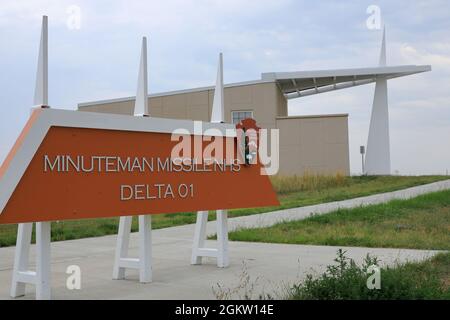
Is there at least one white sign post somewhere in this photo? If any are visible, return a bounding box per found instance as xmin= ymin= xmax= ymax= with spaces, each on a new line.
xmin=10 ymin=16 xmax=52 ymax=300
xmin=191 ymin=53 xmax=230 ymax=268
xmin=113 ymin=37 xmax=152 ymax=283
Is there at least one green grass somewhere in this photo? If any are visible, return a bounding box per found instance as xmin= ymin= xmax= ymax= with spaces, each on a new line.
xmin=227 ymin=189 xmax=450 ymax=250
xmin=229 ymin=175 xmax=448 ymax=218
xmin=0 ymin=175 xmax=447 ymax=247
xmin=288 ymin=249 xmax=450 ymax=300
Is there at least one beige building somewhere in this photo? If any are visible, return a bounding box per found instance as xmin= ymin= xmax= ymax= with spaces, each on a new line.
xmin=78 ymin=53 xmax=431 ymax=176
xmin=78 ymin=78 xmax=351 ymax=176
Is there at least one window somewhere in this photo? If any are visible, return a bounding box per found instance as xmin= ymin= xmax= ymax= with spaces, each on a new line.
xmin=231 ymin=111 xmax=254 ymax=124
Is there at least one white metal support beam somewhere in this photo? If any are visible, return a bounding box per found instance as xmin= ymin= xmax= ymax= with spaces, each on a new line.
xmin=113 ymin=216 xmax=133 ymax=279
xmin=365 ymin=27 xmax=391 ymax=175
xmin=35 ymin=222 xmax=51 ymax=299
xmin=285 ymin=78 xmax=375 ymax=99
xmin=138 ymin=215 xmax=152 ymax=282
xmin=11 ymin=16 xmax=52 ymax=300
xmin=113 ymin=215 xmax=152 ymax=283
xmin=191 ymin=211 xmax=209 ymax=264
xmin=113 ymin=37 xmax=152 ymax=283
xmin=191 ymin=53 xmax=230 ymax=268
xmin=10 ymin=223 xmax=33 ymax=298
xmin=292 ymin=79 xmax=301 ymax=97
xmin=10 ymin=222 xmax=51 ymax=300
xmin=216 ymin=210 xmax=229 ymax=267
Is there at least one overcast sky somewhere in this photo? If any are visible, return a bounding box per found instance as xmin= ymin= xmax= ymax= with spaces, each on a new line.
xmin=1 ymin=0 xmax=449 ymax=175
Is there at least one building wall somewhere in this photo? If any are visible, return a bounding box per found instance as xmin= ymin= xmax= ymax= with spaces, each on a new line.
xmin=78 ymin=82 xmax=349 ymax=176
xmin=78 ymin=82 xmax=287 ymax=124
xmin=276 ymin=115 xmax=350 ymax=175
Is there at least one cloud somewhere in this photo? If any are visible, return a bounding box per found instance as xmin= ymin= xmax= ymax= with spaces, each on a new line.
xmin=0 ymin=0 xmax=449 ymax=175
xmin=0 ymin=0 xmax=74 ymax=27
xmin=399 ymin=43 xmax=450 ymax=70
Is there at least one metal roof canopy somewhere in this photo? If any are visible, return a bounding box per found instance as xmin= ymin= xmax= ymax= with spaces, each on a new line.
xmin=78 ymin=65 xmax=431 ymax=108
xmin=262 ymin=65 xmax=431 ymax=99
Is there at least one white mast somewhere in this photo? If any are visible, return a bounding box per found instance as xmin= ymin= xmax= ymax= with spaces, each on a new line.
xmin=210 ymin=53 xmax=224 ymax=123
xmin=134 ymin=36 xmax=149 ymax=116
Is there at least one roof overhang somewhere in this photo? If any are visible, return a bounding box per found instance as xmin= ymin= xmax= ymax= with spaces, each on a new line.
xmin=78 ymin=65 xmax=431 ymax=108
xmin=262 ymin=65 xmax=431 ymax=99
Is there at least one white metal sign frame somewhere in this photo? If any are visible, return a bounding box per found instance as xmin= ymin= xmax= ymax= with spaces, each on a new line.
xmin=5 ymin=17 xmax=237 ymax=299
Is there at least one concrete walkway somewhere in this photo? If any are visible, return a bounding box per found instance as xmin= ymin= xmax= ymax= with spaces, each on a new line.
xmin=0 ymin=229 xmax=441 ymax=300
xmin=0 ymin=179 xmax=448 ymax=300
xmin=219 ymin=179 xmax=450 ymax=234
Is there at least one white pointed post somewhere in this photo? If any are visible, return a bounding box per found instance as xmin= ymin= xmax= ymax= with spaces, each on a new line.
xmin=113 ymin=36 xmax=152 ymax=283
xmin=34 ymin=15 xmax=48 ymax=108
xmin=211 ymin=53 xmax=224 ymax=123
xmin=191 ymin=53 xmax=229 ymax=268
xmin=365 ymin=27 xmax=391 ymax=175
xmin=134 ymin=36 xmax=149 ymax=117
xmin=378 ymin=27 xmax=386 ymax=67
xmin=11 ymin=15 xmax=52 ymax=300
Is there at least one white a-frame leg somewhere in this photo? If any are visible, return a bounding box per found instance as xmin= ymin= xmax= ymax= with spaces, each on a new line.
xmin=11 ymin=222 xmax=51 ymax=300
xmin=113 ymin=215 xmax=152 ymax=283
xmin=191 ymin=210 xmax=229 ymax=268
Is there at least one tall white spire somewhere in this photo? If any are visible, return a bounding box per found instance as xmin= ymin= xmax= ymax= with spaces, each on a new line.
xmin=211 ymin=53 xmax=224 ymax=123
xmin=365 ymin=27 xmax=391 ymax=175
xmin=379 ymin=26 xmax=386 ymax=66
xmin=134 ymin=37 xmax=149 ymax=116
xmin=34 ymin=15 xmax=48 ymax=107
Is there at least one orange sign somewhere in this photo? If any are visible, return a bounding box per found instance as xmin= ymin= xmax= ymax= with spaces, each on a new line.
xmin=0 ymin=109 xmax=279 ymax=224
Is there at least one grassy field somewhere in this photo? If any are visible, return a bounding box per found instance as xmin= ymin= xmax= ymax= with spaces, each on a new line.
xmin=0 ymin=175 xmax=447 ymax=247
xmin=227 ymin=189 xmax=450 ymax=250
xmin=288 ymin=249 xmax=450 ymax=300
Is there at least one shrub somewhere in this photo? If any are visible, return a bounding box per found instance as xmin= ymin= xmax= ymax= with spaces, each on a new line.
xmin=289 ymin=250 xmax=450 ymax=300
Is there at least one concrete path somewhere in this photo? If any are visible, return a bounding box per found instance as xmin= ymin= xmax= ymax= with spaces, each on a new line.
xmin=0 ymin=179 xmax=448 ymax=300
xmin=220 ymin=179 xmax=450 ymax=234
xmin=0 ymin=229 xmax=441 ymax=300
